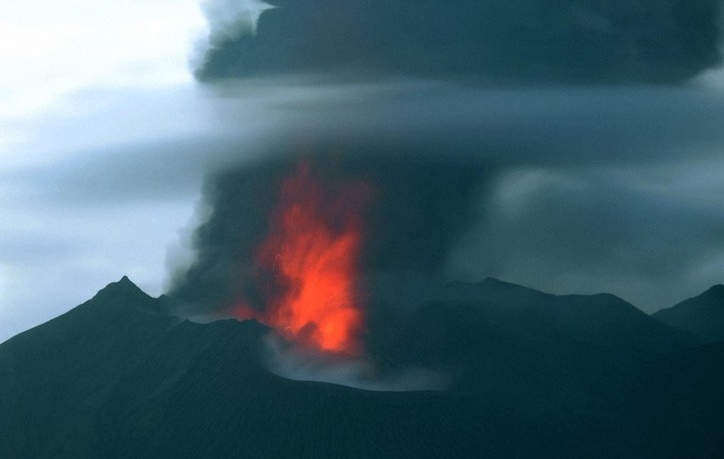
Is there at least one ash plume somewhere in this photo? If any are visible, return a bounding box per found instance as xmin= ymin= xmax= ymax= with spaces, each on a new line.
xmin=166 ymin=78 xmax=724 ymax=347
xmin=176 ymin=0 xmax=724 ymax=366
xmin=167 ymin=140 xmax=488 ymax=348
xmin=192 ymin=0 xmax=276 ymax=75
xmin=196 ymin=0 xmax=723 ymax=84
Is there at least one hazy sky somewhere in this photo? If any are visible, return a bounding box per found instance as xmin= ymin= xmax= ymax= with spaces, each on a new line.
xmin=2 ymin=1 xmax=724 ymax=344
xmin=0 ymin=0 xmax=205 ymax=341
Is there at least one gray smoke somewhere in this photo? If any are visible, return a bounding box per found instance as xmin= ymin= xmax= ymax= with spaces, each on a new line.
xmin=167 ymin=133 xmax=489 ymax=326
xmin=261 ymin=333 xmax=451 ymax=391
xmin=167 ymin=79 xmax=724 ymax=336
xmin=167 ymin=0 xmax=724 ymax=387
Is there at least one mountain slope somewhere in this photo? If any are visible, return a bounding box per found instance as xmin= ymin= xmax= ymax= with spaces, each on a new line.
xmin=437 ymin=278 xmax=699 ymax=351
xmin=653 ymin=284 xmax=724 ymax=341
xmin=0 ymin=277 xmax=177 ymax=457
xmin=93 ymin=321 xmax=498 ymax=459
xmin=378 ymin=277 xmax=715 ymax=458
xmin=2 ymin=277 xmax=724 ymax=458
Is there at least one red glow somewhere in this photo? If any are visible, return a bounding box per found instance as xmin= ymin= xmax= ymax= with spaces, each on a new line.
xmin=234 ymin=162 xmax=371 ymax=355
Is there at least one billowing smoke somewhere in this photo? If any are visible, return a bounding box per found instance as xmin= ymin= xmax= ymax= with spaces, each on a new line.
xmin=192 ymin=0 xmax=276 ymax=73
xmin=165 ymin=75 xmax=724 ymax=376
xmin=196 ymin=0 xmax=723 ymax=84
xmin=168 ymin=0 xmax=724 ymax=388
xmin=168 ymin=134 xmax=488 ymax=356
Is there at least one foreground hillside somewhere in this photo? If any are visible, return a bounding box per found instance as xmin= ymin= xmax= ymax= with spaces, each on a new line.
xmin=1 ymin=277 xmax=723 ymax=458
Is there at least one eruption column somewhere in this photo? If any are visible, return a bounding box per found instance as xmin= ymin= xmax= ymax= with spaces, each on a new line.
xmin=235 ymin=162 xmax=371 ymax=355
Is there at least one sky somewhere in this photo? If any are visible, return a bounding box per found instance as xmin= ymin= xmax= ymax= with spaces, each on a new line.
xmin=2 ymin=0 xmax=724 ymax=344
xmin=0 ymin=0 xmax=207 ymax=341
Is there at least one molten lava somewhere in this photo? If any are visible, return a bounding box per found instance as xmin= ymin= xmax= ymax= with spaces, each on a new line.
xmin=234 ymin=162 xmax=371 ymax=355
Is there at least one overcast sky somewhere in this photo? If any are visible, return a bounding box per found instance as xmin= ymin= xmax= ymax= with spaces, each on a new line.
xmin=2 ymin=1 xmax=724 ymax=344
xmin=0 ymin=0 xmax=205 ymax=342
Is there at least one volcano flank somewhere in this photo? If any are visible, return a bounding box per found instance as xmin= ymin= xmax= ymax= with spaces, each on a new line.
xmin=2 ymin=275 xmax=724 ymax=458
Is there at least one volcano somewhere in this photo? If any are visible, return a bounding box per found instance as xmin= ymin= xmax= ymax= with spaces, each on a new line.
xmin=2 ymin=276 xmax=724 ymax=458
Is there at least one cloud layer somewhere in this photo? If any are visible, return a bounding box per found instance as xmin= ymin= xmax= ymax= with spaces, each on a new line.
xmin=196 ymin=0 xmax=723 ymax=83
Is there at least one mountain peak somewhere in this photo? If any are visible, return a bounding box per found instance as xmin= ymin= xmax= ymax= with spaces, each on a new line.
xmin=90 ymin=276 xmax=150 ymax=303
xmin=653 ymin=284 xmax=724 ymax=341
xmin=703 ymin=284 xmax=724 ymax=299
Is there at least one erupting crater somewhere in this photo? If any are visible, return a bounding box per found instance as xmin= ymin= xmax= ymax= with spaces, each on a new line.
xmin=233 ymin=162 xmax=373 ymax=356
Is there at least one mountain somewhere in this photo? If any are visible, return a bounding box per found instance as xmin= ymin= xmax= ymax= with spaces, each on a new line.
xmin=0 ymin=277 xmax=177 ymax=457
xmin=653 ymin=284 xmax=724 ymax=341
xmin=378 ymin=278 xmax=723 ymax=458
xmin=0 ymin=277 xmax=503 ymax=458
xmin=2 ymin=276 xmax=724 ymax=458
xmin=433 ymin=277 xmax=698 ymax=351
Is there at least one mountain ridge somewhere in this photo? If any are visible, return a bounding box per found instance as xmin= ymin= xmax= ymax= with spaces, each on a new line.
xmin=653 ymin=283 xmax=724 ymax=341
xmin=431 ymin=276 xmax=699 ymax=352
xmin=2 ymin=275 xmax=724 ymax=458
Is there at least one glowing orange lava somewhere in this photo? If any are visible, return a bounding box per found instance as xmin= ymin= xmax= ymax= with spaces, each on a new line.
xmin=234 ymin=162 xmax=371 ymax=355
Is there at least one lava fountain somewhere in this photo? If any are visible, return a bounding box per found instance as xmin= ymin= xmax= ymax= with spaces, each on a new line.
xmin=233 ymin=162 xmax=373 ymax=356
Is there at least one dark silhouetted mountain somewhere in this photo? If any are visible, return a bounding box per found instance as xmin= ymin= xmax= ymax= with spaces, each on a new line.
xmin=653 ymin=284 xmax=724 ymax=341
xmin=386 ymin=277 xmax=701 ymax=390
xmin=197 ymin=0 xmax=723 ymax=84
xmin=0 ymin=277 xmax=517 ymax=458
xmin=2 ymin=276 xmax=724 ymax=458
xmin=376 ymin=277 xmax=721 ymax=458
xmin=430 ymin=277 xmax=700 ymax=352
xmin=0 ymin=276 xmax=177 ymax=457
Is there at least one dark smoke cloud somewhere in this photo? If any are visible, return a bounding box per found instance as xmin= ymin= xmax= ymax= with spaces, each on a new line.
xmin=167 ymin=80 xmax=724 ymax=323
xmin=196 ymin=0 xmax=723 ymax=83
xmin=168 ymin=139 xmax=489 ymax=322
xmin=175 ymin=0 xmax=724 ymax=380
